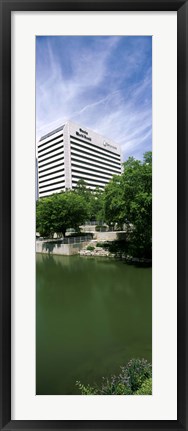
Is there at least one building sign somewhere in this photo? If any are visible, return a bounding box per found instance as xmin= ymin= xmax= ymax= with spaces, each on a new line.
xmin=103 ymin=140 xmax=117 ymax=150
xmin=76 ymin=128 xmax=92 ymax=142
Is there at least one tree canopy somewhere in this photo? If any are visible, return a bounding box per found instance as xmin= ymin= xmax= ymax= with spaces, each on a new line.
xmin=104 ymin=152 xmax=152 ymax=257
xmin=36 ymin=190 xmax=89 ymax=237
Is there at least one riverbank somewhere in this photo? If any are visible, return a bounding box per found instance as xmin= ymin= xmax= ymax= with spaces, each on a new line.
xmin=79 ymin=245 xmax=114 ymax=258
xmin=36 ymin=238 xmax=91 ymax=256
xmin=36 ymin=239 xmax=151 ymax=265
xmin=79 ymin=242 xmax=152 ymax=266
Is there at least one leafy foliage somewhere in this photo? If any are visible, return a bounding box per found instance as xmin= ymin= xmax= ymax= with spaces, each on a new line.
xmin=104 ymin=152 xmax=152 ymax=258
xmin=104 ymin=175 xmax=125 ymax=229
xmin=75 ymin=181 xmax=104 ymax=222
xmin=120 ymin=358 xmax=152 ymax=392
xmin=36 ymin=190 xmax=89 ymax=237
xmin=76 ymin=358 xmax=152 ymax=395
xmin=86 ymin=245 xmax=95 ymax=251
xmin=75 ymin=381 xmax=98 ymax=395
xmin=135 ymin=378 xmax=152 ymax=395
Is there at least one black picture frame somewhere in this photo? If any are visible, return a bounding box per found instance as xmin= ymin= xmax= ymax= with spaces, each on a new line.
xmin=0 ymin=1 xmax=187 ymax=430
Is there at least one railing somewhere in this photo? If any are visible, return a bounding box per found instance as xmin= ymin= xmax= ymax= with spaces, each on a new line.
xmin=63 ymin=235 xmax=93 ymax=244
xmin=84 ymin=221 xmax=104 ymax=226
xmin=41 ymin=234 xmax=93 ymax=245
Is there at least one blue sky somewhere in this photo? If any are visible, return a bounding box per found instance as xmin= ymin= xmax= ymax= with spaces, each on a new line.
xmin=36 ymin=36 xmax=152 ymax=161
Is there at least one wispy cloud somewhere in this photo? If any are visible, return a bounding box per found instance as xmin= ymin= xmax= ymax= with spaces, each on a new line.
xmin=36 ymin=36 xmax=152 ymax=160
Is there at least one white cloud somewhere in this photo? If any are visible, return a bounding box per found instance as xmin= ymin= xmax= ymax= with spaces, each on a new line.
xmin=36 ymin=37 xmax=151 ymax=160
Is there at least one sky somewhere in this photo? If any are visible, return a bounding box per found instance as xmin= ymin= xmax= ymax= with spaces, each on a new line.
xmin=36 ymin=36 xmax=152 ymax=161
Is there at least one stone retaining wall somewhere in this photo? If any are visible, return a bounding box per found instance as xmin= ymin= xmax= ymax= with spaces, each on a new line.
xmin=36 ymin=240 xmax=90 ymax=256
xmin=93 ymin=231 xmax=127 ymax=241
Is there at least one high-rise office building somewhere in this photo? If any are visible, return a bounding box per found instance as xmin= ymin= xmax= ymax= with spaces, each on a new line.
xmin=37 ymin=121 xmax=122 ymax=198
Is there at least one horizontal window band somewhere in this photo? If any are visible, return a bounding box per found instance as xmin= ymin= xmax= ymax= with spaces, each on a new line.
xmin=39 ymin=168 xmax=64 ymax=179
xmin=38 ymin=134 xmax=64 ymax=149
xmin=38 ymin=157 xmax=64 ymax=169
xmin=72 ymin=175 xmax=108 ymax=184
xmin=39 ymin=185 xmax=65 ymax=194
xmin=70 ymin=144 xmax=121 ymax=167
xmin=72 ymin=173 xmax=111 ymax=183
xmin=39 ymin=179 xmax=65 ymax=189
xmin=71 ymin=149 xmax=121 ymax=170
xmin=71 ymin=162 xmax=120 ymax=176
xmin=71 ymin=169 xmax=112 ymax=181
xmin=71 ymin=157 xmax=121 ymax=175
xmin=39 ymin=174 xmax=65 ymax=184
xmin=38 ymin=151 xmax=64 ymax=164
xmin=38 ymin=140 xmax=64 ymax=155
xmin=70 ymin=139 xmax=120 ymax=162
xmin=38 ymin=162 xmax=64 ymax=174
xmin=72 ymin=183 xmax=104 ymax=190
xmin=72 ymin=175 xmax=109 ymax=185
xmin=72 ymin=184 xmax=103 ymax=189
xmin=70 ymin=134 xmax=120 ymax=158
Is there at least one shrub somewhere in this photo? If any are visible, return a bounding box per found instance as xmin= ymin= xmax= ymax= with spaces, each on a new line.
xmin=76 ymin=358 xmax=152 ymax=395
xmin=76 ymin=381 xmax=98 ymax=395
xmin=102 ymin=240 xmax=128 ymax=255
xmin=98 ymin=376 xmax=132 ymax=395
xmin=135 ymin=378 xmax=152 ymax=395
xmin=96 ymin=242 xmax=105 ymax=247
xmin=86 ymin=245 xmax=95 ymax=251
xmin=120 ymin=358 xmax=152 ymax=392
xmin=96 ymin=242 xmax=109 ymax=248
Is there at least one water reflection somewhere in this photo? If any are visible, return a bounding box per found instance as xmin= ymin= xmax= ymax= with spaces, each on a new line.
xmin=36 ymin=253 xmax=152 ymax=395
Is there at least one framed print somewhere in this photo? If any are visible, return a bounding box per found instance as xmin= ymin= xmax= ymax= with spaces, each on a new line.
xmin=0 ymin=0 xmax=187 ymax=430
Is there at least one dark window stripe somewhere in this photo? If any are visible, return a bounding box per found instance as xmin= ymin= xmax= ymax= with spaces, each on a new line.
xmin=71 ymin=156 xmax=121 ymax=174
xmin=72 ymin=175 xmax=109 ymax=185
xmin=71 ymin=149 xmax=121 ymax=170
xmin=39 ymin=174 xmax=65 ymax=184
xmin=70 ymin=139 xmax=120 ymax=162
xmin=39 ymin=168 xmax=64 ymax=179
xmin=72 ymin=183 xmax=103 ymax=190
xmin=38 ymin=162 xmax=64 ymax=173
xmin=71 ymin=162 xmax=120 ymax=176
xmin=71 ymin=169 xmax=112 ymax=181
xmin=38 ymin=134 xmax=63 ymax=149
xmin=38 ymin=139 xmax=64 ymax=154
xmin=39 ymin=179 xmax=65 ymax=189
xmin=70 ymin=145 xmax=120 ymax=167
xmin=39 ymin=185 xmax=65 ymax=194
xmin=38 ymin=151 xmax=64 ymax=164
xmin=70 ymin=135 xmax=120 ymax=158
xmin=38 ymin=157 xmax=64 ymax=170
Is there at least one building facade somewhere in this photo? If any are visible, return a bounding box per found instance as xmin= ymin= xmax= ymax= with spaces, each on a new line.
xmin=37 ymin=121 xmax=122 ymax=198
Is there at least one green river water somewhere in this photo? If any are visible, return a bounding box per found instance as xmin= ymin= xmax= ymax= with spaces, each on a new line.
xmin=36 ymin=253 xmax=152 ymax=395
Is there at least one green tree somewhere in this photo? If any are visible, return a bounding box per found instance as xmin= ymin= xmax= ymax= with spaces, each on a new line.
xmin=89 ymin=186 xmax=105 ymax=222
xmin=122 ymin=152 xmax=152 ymax=257
xmin=104 ymin=175 xmax=125 ymax=230
xmin=74 ymin=179 xmax=91 ymax=199
xmin=36 ymin=196 xmax=56 ymax=238
xmin=74 ymin=180 xmax=104 ymax=223
xmin=104 ymin=152 xmax=152 ymax=258
xmin=36 ymin=191 xmax=89 ymax=237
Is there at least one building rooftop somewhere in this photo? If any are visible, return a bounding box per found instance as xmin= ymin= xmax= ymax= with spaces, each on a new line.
xmin=39 ymin=124 xmax=65 ymax=142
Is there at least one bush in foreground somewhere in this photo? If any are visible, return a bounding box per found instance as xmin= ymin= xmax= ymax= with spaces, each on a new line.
xmin=76 ymin=358 xmax=152 ymax=395
xmin=135 ymin=378 xmax=152 ymax=395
